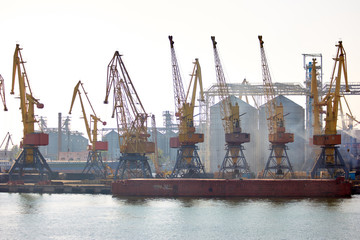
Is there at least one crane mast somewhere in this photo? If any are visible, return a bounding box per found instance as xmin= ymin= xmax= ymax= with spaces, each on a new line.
xmin=310 ymin=59 xmax=322 ymax=136
xmin=311 ymin=41 xmax=350 ymax=178
xmin=104 ymin=51 xmax=154 ymax=179
xmin=168 ymin=36 xmax=206 ymax=178
xmin=151 ymin=114 xmax=163 ymax=177
xmin=258 ymin=36 xmax=294 ymax=179
xmin=69 ymin=81 xmax=108 ymax=178
xmin=211 ymin=36 xmax=251 ymax=178
xmin=8 ymin=44 xmax=52 ymax=181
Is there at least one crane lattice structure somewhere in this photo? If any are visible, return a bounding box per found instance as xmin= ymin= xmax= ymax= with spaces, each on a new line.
xmin=168 ymin=36 xmax=206 ymax=178
xmin=311 ymin=41 xmax=350 ymax=178
xmin=211 ymin=36 xmax=251 ymax=178
xmin=104 ymin=51 xmax=154 ymax=179
xmin=69 ymin=81 xmax=108 ymax=178
xmin=8 ymin=44 xmax=52 ymax=181
xmin=258 ymin=36 xmax=295 ymax=178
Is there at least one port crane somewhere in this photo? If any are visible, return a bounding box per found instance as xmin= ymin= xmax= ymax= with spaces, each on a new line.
xmin=258 ymin=36 xmax=295 ymax=179
xmin=104 ymin=51 xmax=155 ymax=179
xmin=0 ymin=74 xmax=8 ymax=111
xmin=69 ymin=81 xmax=108 ymax=178
xmin=307 ymin=58 xmax=323 ymax=169
xmin=211 ymin=36 xmax=251 ymax=178
xmin=168 ymin=36 xmax=206 ymax=178
xmin=151 ymin=114 xmax=164 ymax=178
xmin=311 ymin=41 xmax=350 ymax=178
xmin=8 ymin=44 xmax=52 ymax=180
xmin=0 ymin=132 xmax=13 ymax=159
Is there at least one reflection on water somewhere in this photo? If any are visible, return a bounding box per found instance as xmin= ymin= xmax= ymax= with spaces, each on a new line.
xmin=1 ymin=193 xmax=360 ymax=240
xmin=114 ymin=196 xmax=151 ymax=206
xmin=113 ymin=195 xmax=346 ymax=208
xmin=18 ymin=193 xmax=42 ymax=214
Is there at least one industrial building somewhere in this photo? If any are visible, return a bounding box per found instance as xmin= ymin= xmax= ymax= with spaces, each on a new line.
xmin=258 ymin=95 xmax=305 ymax=171
xmin=38 ymin=115 xmax=88 ymax=160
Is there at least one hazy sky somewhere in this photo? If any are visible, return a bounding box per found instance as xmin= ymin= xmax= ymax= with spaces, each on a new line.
xmin=0 ymin=0 xmax=359 ymax=146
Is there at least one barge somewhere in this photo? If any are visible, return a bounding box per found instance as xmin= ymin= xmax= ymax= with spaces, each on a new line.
xmin=112 ymin=177 xmax=352 ymax=198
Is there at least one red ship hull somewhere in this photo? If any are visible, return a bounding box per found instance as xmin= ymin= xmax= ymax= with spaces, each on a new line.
xmin=112 ymin=178 xmax=351 ymax=198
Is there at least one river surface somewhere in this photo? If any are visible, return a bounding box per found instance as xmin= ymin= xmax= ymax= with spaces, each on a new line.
xmin=1 ymin=193 xmax=360 ymax=240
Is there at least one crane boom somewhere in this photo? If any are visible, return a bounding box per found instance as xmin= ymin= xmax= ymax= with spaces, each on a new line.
xmin=324 ymin=41 xmax=349 ymax=135
xmin=178 ymin=58 xmax=204 ymax=144
xmin=211 ymin=36 xmax=231 ymax=133
xmin=310 ymin=59 xmax=322 ymax=136
xmin=169 ymin=36 xmax=186 ymax=113
xmin=69 ymin=80 xmax=106 ymax=150
xmin=258 ymin=36 xmax=277 ymax=133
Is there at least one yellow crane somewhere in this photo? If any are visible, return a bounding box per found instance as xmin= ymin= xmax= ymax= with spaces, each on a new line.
xmin=8 ymin=44 xmax=52 ymax=181
xmin=211 ymin=36 xmax=251 ymax=178
xmin=104 ymin=51 xmax=155 ymax=179
xmin=311 ymin=41 xmax=350 ymax=178
xmin=168 ymin=36 xmax=206 ymax=178
xmin=310 ymin=59 xmax=322 ymax=136
xmin=258 ymin=36 xmax=294 ymax=179
xmin=151 ymin=114 xmax=164 ymax=178
xmin=306 ymin=58 xmax=323 ymax=170
xmin=69 ymin=81 xmax=108 ymax=178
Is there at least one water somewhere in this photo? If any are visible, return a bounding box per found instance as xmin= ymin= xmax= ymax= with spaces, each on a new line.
xmin=1 ymin=193 xmax=360 ymax=240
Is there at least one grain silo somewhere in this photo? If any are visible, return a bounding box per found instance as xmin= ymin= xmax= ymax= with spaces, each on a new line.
xmin=209 ymin=95 xmax=258 ymax=174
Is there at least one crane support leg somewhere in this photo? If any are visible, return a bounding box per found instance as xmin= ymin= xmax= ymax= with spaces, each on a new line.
xmin=263 ymin=144 xmax=294 ymax=179
xmin=8 ymin=146 xmax=53 ymax=181
xmin=219 ymin=144 xmax=251 ymax=179
xmin=170 ymin=146 xmax=205 ymax=178
xmin=310 ymin=146 xmax=349 ymax=179
xmin=82 ymin=151 xmax=106 ymax=178
xmin=114 ymin=154 xmax=152 ymax=179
